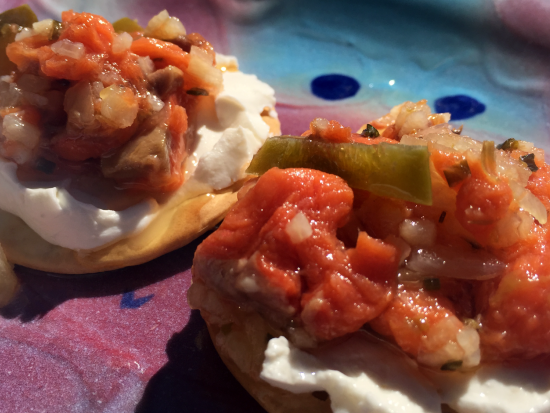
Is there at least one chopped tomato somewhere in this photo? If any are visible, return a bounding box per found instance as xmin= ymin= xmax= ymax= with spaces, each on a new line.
xmin=3 ymin=9 xmax=211 ymax=193
xmin=130 ymin=37 xmax=190 ymax=72
xmin=196 ymin=168 xmax=398 ymax=341
xmin=60 ymin=11 xmax=114 ymax=53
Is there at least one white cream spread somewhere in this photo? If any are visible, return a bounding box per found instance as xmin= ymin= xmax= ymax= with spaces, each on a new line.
xmin=0 ymin=55 xmax=277 ymax=250
xmin=261 ymin=334 xmax=441 ymax=413
xmin=261 ymin=334 xmax=550 ymax=413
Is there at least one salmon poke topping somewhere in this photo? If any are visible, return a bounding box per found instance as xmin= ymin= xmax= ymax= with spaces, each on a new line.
xmin=0 ymin=6 xmax=221 ymax=195
xmin=193 ymin=100 xmax=550 ymax=370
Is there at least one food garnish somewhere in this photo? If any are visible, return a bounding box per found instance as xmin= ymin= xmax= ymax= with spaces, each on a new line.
xmin=360 ymin=123 xmax=380 ymax=138
xmin=520 ymin=152 xmax=538 ymax=172
xmin=246 ymin=136 xmax=433 ymax=205
xmin=0 ymin=6 xmax=279 ymax=272
xmin=190 ymin=99 xmax=550 ymax=413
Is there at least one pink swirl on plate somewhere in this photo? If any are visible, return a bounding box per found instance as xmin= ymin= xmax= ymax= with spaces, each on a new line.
xmin=494 ymin=0 xmax=550 ymax=48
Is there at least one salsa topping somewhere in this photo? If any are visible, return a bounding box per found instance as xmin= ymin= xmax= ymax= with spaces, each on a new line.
xmin=0 ymin=7 xmax=220 ymax=194
xmin=193 ymin=101 xmax=550 ymax=371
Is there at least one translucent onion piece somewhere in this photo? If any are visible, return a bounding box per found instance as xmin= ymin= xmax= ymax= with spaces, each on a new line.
xmin=51 ymin=39 xmax=85 ymax=59
xmin=112 ymin=32 xmax=133 ymax=54
xmin=137 ymin=56 xmax=155 ymax=76
xmin=147 ymin=93 xmax=164 ymax=112
xmin=187 ymin=54 xmax=223 ymax=93
xmin=0 ymin=244 xmax=18 ymax=308
xmin=190 ymin=45 xmax=214 ymax=65
xmin=509 ymin=181 xmax=548 ymax=225
xmin=14 ymin=27 xmax=33 ymax=42
xmin=144 ymin=10 xmax=186 ymax=40
xmin=17 ymin=73 xmax=50 ymax=93
xmin=399 ymin=218 xmax=436 ymax=247
xmin=285 ymin=212 xmax=312 ymax=244
xmin=394 ymin=100 xmax=431 ymax=137
xmin=64 ymin=81 xmax=95 ymax=127
xmin=406 ymin=245 xmax=506 ymax=280
xmin=32 ymin=18 xmax=54 ymax=37
xmin=481 ymin=140 xmax=497 ymax=176
xmin=99 ymin=85 xmax=138 ymax=128
xmin=2 ymin=112 xmax=40 ymax=148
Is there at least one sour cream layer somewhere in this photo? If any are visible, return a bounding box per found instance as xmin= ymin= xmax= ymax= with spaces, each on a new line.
xmin=261 ymin=334 xmax=550 ymax=413
xmin=0 ymin=57 xmax=277 ymax=250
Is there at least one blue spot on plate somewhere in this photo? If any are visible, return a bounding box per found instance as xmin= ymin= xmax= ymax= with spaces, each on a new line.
xmin=120 ymin=291 xmax=154 ymax=309
xmin=311 ymin=74 xmax=360 ymax=100
xmin=434 ymin=95 xmax=486 ymax=120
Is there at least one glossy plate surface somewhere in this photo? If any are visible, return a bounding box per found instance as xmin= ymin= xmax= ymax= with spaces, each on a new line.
xmin=1 ymin=0 xmax=550 ymax=411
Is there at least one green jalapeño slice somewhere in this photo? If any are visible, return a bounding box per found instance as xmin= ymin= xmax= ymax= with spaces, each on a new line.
xmin=0 ymin=5 xmax=38 ymax=75
xmin=112 ymin=17 xmax=143 ymax=34
xmin=246 ymin=136 xmax=432 ymax=205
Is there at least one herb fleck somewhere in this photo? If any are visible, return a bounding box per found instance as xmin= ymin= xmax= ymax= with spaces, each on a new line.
xmin=312 ymin=391 xmax=330 ymax=401
xmin=360 ymin=124 xmax=380 ymax=138
xmin=35 ymin=157 xmax=56 ymax=174
xmin=423 ymin=278 xmax=440 ymax=291
xmin=496 ymin=138 xmax=519 ymax=151
xmin=452 ymin=125 xmax=463 ymax=135
xmin=220 ymin=323 xmax=233 ymax=335
xmin=441 ymin=360 xmax=463 ymax=371
xmin=520 ymin=153 xmax=538 ymax=172
xmin=186 ymin=87 xmax=209 ymax=96
xmin=51 ymin=20 xmax=63 ymax=40
xmin=443 ymin=159 xmax=471 ymax=187
xmin=439 ymin=211 xmax=446 ymax=223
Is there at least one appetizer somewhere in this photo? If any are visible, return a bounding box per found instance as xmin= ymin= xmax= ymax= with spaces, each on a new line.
xmin=189 ymin=100 xmax=550 ymax=412
xmin=0 ymin=6 xmax=279 ymax=274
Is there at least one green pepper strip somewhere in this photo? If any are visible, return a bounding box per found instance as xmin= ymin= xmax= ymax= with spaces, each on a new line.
xmin=0 ymin=5 xmax=38 ymax=76
xmin=246 ymin=136 xmax=432 ymax=205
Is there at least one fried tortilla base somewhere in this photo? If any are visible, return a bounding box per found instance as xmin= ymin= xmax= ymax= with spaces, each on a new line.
xmin=187 ymin=279 xmax=332 ymax=413
xmin=0 ymin=189 xmax=237 ymax=274
xmin=0 ymin=114 xmax=280 ymax=274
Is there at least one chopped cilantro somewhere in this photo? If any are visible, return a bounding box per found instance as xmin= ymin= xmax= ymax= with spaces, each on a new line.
xmin=441 ymin=360 xmax=463 ymax=371
xmin=520 ymin=153 xmax=538 ymax=172
xmin=186 ymin=87 xmax=209 ymax=96
xmin=496 ymin=138 xmax=519 ymax=151
xmin=360 ymin=124 xmax=380 ymax=138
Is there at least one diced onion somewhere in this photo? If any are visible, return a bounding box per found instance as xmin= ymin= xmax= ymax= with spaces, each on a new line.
xmin=91 ymin=81 xmax=104 ymax=98
xmin=0 ymin=244 xmax=18 ymax=308
xmin=99 ymin=85 xmax=139 ymax=128
xmin=32 ymin=19 xmax=54 ymax=37
xmin=457 ymin=326 xmax=481 ymax=368
xmin=285 ymin=212 xmax=313 ymax=244
xmin=187 ymin=54 xmax=223 ymax=92
xmin=17 ymin=74 xmax=50 ymax=93
xmin=144 ymin=10 xmax=186 ymax=40
xmin=138 ymin=56 xmax=155 ymax=76
xmin=15 ymin=27 xmax=33 ymax=42
xmin=384 ymin=235 xmax=411 ymax=266
xmin=0 ymin=82 xmax=23 ymax=108
xmin=406 ymin=245 xmax=506 ymax=280
xmin=399 ymin=218 xmax=436 ymax=247
xmin=51 ymin=39 xmax=86 ymax=60
xmin=147 ymin=93 xmax=164 ymax=112
xmin=394 ymin=100 xmax=431 ymax=137
xmin=22 ymin=91 xmax=48 ymax=107
xmin=509 ymin=181 xmax=548 ymax=224
xmin=190 ymin=45 xmax=214 ymax=65
xmin=399 ymin=135 xmax=427 ymax=146
xmin=2 ymin=112 xmax=40 ymax=149
xmin=112 ymin=32 xmax=133 ymax=54
xmin=64 ymin=81 xmax=95 ymax=127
